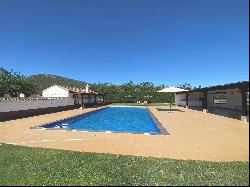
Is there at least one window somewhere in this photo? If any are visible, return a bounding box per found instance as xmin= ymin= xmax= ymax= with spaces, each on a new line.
xmin=213 ymin=93 xmax=227 ymax=104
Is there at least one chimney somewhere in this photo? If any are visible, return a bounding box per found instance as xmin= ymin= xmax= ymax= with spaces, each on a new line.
xmin=86 ymin=84 xmax=89 ymax=93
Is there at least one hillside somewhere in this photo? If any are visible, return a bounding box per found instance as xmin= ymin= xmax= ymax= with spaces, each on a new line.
xmin=28 ymin=74 xmax=88 ymax=94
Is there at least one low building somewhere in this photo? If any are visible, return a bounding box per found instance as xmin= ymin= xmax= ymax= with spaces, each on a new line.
xmin=42 ymin=84 xmax=103 ymax=107
xmin=42 ymin=84 xmax=83 ymax=98
xmin=175 ymin=81 xmax=249 ymax=122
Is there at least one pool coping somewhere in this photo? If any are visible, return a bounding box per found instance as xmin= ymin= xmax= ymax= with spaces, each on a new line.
xmin=146 ymin=107 xmax=169 ymax=135
xmin=30 ymin=106 xmax=169 ymax=136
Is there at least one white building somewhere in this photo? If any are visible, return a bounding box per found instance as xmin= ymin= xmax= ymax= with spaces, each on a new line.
xmin=42 ymin=84 xmax=102 ymax=106
xmin=42 ymin=85 xmax=78 ymax=98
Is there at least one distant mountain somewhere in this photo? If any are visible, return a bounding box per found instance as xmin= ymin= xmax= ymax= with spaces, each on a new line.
xmin=28 ymin=73 xmax=88 ymax=94
xmin=0 ymin=67 xmax=9 ymax=76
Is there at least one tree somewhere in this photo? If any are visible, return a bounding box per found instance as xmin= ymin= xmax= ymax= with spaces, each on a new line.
xmin=0 ymin=67 xmax=38 ymax=97
xmin=90 ymin=81 xmax=174 ymax=103
xmin=177 ymin=83 xmax=192 ymax=90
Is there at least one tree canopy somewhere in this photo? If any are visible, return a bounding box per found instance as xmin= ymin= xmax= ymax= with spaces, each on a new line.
xmin=90 ymin=81 xmax=174 ymax=103
xmin=177 ymin=83 xmax=193 ymax=90
xmin=0 ymin=67 xmax=38 ymax=97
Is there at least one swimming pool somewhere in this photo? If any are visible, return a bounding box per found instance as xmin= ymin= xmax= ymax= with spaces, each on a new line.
xmin=37 ymin=106 xmax=166 ymax=134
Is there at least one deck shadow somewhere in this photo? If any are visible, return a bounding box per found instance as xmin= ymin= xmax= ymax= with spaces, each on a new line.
xmin=156 ymin=108 xmax=184 ymax=112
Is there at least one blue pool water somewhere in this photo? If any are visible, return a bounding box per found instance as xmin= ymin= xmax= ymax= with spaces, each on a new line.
xmin=41 ymin=106 xmax=161 ymax=133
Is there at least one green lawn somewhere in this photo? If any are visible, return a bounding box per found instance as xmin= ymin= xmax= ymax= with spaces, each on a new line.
xmin=0 ymin=144 xmax=248 ymax=186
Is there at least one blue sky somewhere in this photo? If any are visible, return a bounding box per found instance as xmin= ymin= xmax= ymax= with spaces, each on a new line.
xmin=0 ymin=0 xmax=248 ymax=87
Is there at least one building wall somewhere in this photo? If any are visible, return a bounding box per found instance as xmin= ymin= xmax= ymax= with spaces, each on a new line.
xmin=175 ymin=93 xmax=186 ymax=106
xmin=188 ymin=92 xmax=203 ymax=107
xmin=42 ymin=85 xmax=69 ymax=98
xmin=207 ymin=88 xmax=242 ymax=110
xmin=69 ymin=93 xmax=80 ymax=98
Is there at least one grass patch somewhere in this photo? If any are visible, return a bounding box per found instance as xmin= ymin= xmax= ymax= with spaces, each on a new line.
xmin=0 ymin=144 xmax=248 ymax=186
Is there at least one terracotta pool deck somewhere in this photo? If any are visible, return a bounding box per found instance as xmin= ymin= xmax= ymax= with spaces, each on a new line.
xmin=0 ymin=106 xmax=248 ymax=162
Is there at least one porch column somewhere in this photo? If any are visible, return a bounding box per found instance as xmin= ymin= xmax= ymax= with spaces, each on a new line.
xmin=240 ymin=89 xmax=248 ymax=123
xmin=94 ymin=95 xmax=97 ymax=103
xmin=81 ymin=93 xmax=84 ymax=108
xmin=202 ymin=91 xmax=208 ymax=113
xmin=185 ymin=93 xmax=189 ymax=109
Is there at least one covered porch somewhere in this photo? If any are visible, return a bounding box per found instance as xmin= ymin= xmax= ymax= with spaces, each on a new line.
xmin=175 ymin=81 xmax=249 ymax=122
xmin=79 ymin=92 xmax=105 ymax=108
xmin=175 ymin=91 xmax=203 ymax=110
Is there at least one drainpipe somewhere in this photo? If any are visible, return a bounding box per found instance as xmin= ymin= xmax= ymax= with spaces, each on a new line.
xmin=80 ymin=93 xmax=84 ymax=109
xmin=240 ymin=89 xmax=248 ymax=123
xmin=185 ymin=93 xmax=189 ymax=109
xmin=202 ymin=91 xmax=208 ymax=113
